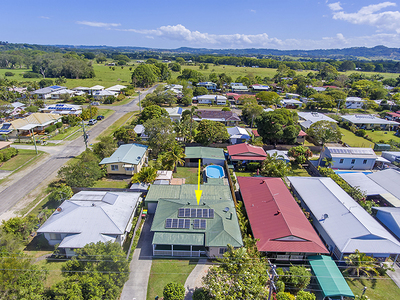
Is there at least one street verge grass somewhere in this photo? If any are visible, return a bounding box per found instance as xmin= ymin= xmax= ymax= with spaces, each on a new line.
xmin=96 ymin=111 xmax=137 ymax=140
xmin=0 ymin=149 xmax=45 ymax=171
xmin=147 ymin=259 xmax=198 ymax=300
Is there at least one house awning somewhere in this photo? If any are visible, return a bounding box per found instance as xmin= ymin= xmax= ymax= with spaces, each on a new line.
xmin=309 ymin=255 xmax=354 ymax=299
xmin=153 ymin=232 xmax=204 ymax=246
xmin=123 ymin=164 xmax=134 ymax=168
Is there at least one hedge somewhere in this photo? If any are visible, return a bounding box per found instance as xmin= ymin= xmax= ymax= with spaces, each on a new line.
xmin=0 ymin=147 xmax=18 ymax=162
xmin=45 ymin=124 xmax=57 ymax=133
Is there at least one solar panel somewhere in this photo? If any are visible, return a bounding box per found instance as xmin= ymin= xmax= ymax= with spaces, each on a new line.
xmin=193 ymin=219 xmax=200 ymax=229
xmin=196 ymin=209 xmax=203 ymax=218
xmin=200 ymin=219 xmax=206 ymax=229
xmin=165 ymin=219 xmax=172 ymax=228
xmin=178 ymin=218 xmax=185 ymax=228
xmin=184 ymin=219 xmax=190 ymax=229
xmin=172 ymin=219 xmax=178 ymax=228
xmin=191 ymin=208 xmax=197 ymax=218
xmin=203 ymin=208 xmax=208 ymax=218
xmin=185 ymin=208 xmax=190 ymax=217
xmin=178 ymin=208 xmax=185 ymax=218
xmin=209 ymin=209 xmax=214 ymax=219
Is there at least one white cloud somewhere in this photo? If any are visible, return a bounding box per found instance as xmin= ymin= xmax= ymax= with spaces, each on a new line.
xmin=38 ymin=16 xmax=50 ymax=19
xmin=76 ymin=21 xmax=121 ymax=28
xmin=250 ymin=9 xmax=256 ymax=13
xmin=329 ymin=2 xmax=400 ymax=33
xmin=328 ymin=2 xmax=342 ymax=11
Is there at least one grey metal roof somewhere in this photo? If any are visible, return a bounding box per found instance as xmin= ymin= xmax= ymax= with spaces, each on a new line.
xmin=326 ymin=147 xmax=377 ymax=159
xmin=288 ymin=176 xmax=400 ymax=255
xmin=342 ymin=115 xmax=398 ymax=125
xmin=298 ymin=112 xmax=337 ymax=124
xmin=368 ymin=169 xmax=400 ymax=200
xmin=100 ymin=143 xmax=148 ymax=165
xmin=38 ymin=191 xmax=141 ymax=248
xmin=338 ymin=172 xmax=387 ymax=196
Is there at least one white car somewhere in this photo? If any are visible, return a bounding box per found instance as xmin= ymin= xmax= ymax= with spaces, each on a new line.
xmin=88 ymin=119 xmax=97 ymax=125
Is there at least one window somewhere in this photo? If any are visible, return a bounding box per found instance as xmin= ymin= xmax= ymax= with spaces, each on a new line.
xmin=219 ymin=248 xmax=228 ymax=255
xmin=111 ymin=165 xmax=119 ymax=171
xmin=339 ymin=159 xmax=344 ymax=164
xmin=125 ymin=167 xmax=134 ymax=171
xmin=49 ymin=233 xmax=61 ymax=240
xmin=351 ymin=159 xmax=355 ymax=164
xmin=363 ymin=160 xmax=367 ymax=164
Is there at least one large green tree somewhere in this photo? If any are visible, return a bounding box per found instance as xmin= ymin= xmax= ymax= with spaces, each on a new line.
xmin=307 ymin=120 xmax=342 ymax=145
xmin=144 ymin=117 xmax=176 ymax=157
xmin=113 ymin=126 xmax=136 ymax=144
xmin=92 ymin=136 xmax=117 ymax=159
xmin=256 ymin=109 xmax=300 ymax=145
xmin=242 ymin=103 xmax=264 ymax=127
xmin=131 ymin=64 xmax=157 ymax=87
xmin=194 ymin=120 xmax=229 ymax=145
xmin=160 ymin=141 xmax=185 ymax=172
xmin=344 ymin=250 xmax=379 ymax=277
xmin=137 ymin=105 xmax=168 ymax=124
xmin=256 ymin=91 xmax=280 ymax=107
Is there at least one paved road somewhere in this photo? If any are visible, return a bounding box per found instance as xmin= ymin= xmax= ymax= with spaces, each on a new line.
xmin=0 ymin=86 xmax=157 ymax=217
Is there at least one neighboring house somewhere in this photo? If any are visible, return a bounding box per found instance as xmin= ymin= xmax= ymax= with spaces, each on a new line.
xmin=238 ymin=177 xmax=328 ymax=260
xmin=368 ymin=169 xmax=400 ymax=203
xmin=297 ymin=112 xmax=337 ymax=130
xmin=297 ymin=130 xmax=307 ymax=144
xmin=184 ymin=147 xmax=225 ymax=167
xmin=373 ymin=207 xmax=400 ymax=242
xmin=227 ymin=127 xmax=251 ymax=144
xmin=192 ymin=95 xmax=227 ymax=105
xmin=146 ymin=184 xmax=243 ymax=257
xmin=93 ymin=90 xmax=118 ymax=100
xmin=226 ymin=93 xmax=241 ymax=105
xmin=165 ymin=84 xmax=183 ymax=92
xmin=227 ymin=143 xmax=267 ymax=162
xmin=345 ymin=97 xmax=365 ymax=109
xmin=133 ymin=124 xmax=148 ymax=140
xmin=37 ymin=191 xmax=141 ymax=257
xmin=286 ymin=93 xmax=300 ymax=99
xmin=106 ymin=85 xmax=127 ymax=92
xmin=197 ymin=82 xmax=217 ymax=92
xmin=7 ymin=102 xmax=26 ymax=116
xmin=165 ymin=107 xmax=183 ymax=122
xmin=89 ymin=85 xmax=105 ymax=92
xmin=341 ymin=114 xmax=398 ymax=130
xmin=318 ymin=146 xmax=377 ymax=170
xmin=382 ymin=151 xmax=400 ymax=163
xmin=6 ymin=113 xmax=62 ymax=137
xmin=311 ymin=86 xmax=326 ymax=92
xmin=50 ymin=89 xmax=76 ymax=99
xmin=231 ymin=85 xmax=248 ymax=92
xmin=73 ymin=87 xmax=91 ymax=94
xmin=193 ymin=110 xmax=240 ymax=126
xmin=250 ymin=84 xmax=269 ymax=92
xmin=288 ymin=176 xmax=400 ymax=260
xmin=266 ymin=150 xmax=290 ymax=163
xmin=41 ymin=103 xmax=82 ymax=115
xmin=30 ymin=85 xmax=67 ymax=99
xmin=385 ymin=112 xmax=400 ymax=122
xmin=280 ymin=99 xmax=303 ymax=109
xmin=99 ymin=143 xmax=148 ymax=175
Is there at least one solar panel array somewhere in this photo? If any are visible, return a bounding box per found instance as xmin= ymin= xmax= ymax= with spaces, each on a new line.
xmin=329 ymin=148 xmax=373 ymax=155
xmin=165 ymin=218 xmax=190 ymax=229
xmin=178 ymin=208 xmax=214 ymax=219
xmin=193 ymin=219 xmax=207 ymax=230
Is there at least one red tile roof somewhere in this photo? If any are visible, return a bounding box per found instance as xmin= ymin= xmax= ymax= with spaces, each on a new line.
xmin=387 ymin=112 xmax=400 ymax=118
xmin=252 ymin=129 xmax=260 ymax=137
xmin=298 ymin=130 xmax=307 ymax=136
xmin=227 ymin=143 xmax=267 ymax=161
xmin=238 ymin=177 xmax=328 ymax=254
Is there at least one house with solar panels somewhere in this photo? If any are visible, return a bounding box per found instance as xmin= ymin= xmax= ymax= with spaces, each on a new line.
xmin=318 ymin=146 xmax=377 ymax=170
xmin=30 ymin=85 xmax=68 ymax=99
xmin=145 ymin=184 xmax=243 ymax=257
xmin=41 ymin=103 xmax=82 ymax=115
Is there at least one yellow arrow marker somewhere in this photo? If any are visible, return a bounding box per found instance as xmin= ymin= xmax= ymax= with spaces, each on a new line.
xmin=195 ymin=159 xmax=203 ymax=205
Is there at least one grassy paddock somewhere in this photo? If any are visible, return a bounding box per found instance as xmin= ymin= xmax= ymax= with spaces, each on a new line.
xmin=147 ymin=259 xmax=198 ymax=300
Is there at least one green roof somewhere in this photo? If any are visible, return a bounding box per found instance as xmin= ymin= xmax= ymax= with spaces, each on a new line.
xmin=149 ymin=184 xmax=243 ymax=248
xmin=206 ymin=178 xmax=225 ymax=185
xmin=185 ymin=147 xmax=225 ymax=160
xmin=99 ymin=143 xmax=148 ymax=165
xmin=153 ymin=232 xmax=204 ymax=245
xmin=309 ymin=255 xmax=354 ymax=299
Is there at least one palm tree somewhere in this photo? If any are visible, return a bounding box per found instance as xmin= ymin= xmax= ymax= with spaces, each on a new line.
xmin=344 ymin=250 xmax=379 ymax=277
xmin=188 ymin=106 xmax=200 ymax=142
xmin=131 ymin=166 xmax=157 ymax=184
xmin=162 ymin=142 xmax=185 ymax=172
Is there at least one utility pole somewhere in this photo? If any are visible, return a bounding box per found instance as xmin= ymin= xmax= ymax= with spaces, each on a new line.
xmin=81 ymin=119 xmax=88 ymax=149
xmin=267 ymin=260 xmax=278 ymax=300
xmin=30 ymin=128 xmax=38 ymax=155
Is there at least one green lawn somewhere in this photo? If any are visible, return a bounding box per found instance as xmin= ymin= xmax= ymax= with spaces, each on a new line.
xmin=290 ymin=165 xmax=310 ymax=177
xmin=92 ymin=178 xmax=130 ymax=188
xmin=341 ymin=129 xmax=375 ymax=148
xmin=365 ymin=130 xmax=400 ymax=144
xmin=234 ymin=171 xmax=254 ymax=177
xmin=36 ymin=258 xmax=65 ymax=288
xmin=147 ymin=259 xmax=198 ymax=300
xmin=174 ymin=167 xmax=198 ymax=184
xmin=0 ymin=149 xmax=45 ymax=171
xmin=96 ymin=111 xmax=137 ymax=140
xmin=48 ymin=125 xmax=81 ymax=140
xmin=346 ymin=275 xmax=400 ymax=300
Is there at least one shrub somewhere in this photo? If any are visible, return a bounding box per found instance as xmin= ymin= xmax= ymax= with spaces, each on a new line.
xmin=103 ymin=96 xmax=116 ymax=104
xmin=45 ymin=124 xmax=57 ymax=133
xmin=55 ymin=122 xmax=63 ymax=128
xmin=276 ymin=292 xmax=295 ymax=300
xmin=222 ymin=107 xmax=231 ymax=111
xmin=23 ymin=72 xmax=41 ymax=78
xmin=4 ymin=71 xmax=15 ymax=76
xmin=163 ymin=282 xmax=185 ymax=300
xmin=246 ymin=162 xmax=261 ymax=172
xmin=71 ymin=96 xmax=86 ymax=104
xmin=0 ymin=147 xmax=18 ymax=162
xmin=297 ymin=290 xmax=316 ymax=300
xmin=193 ymin=287 xmax=210 ymax=300
xmin=355 ymin=129 xmax=366 ymax=137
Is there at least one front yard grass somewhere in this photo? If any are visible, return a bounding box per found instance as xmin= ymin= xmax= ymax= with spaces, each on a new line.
xmin=147 ymin=259 xmax=198 ymax=300
xmin=0 ymin=149 xmax=45 ymax=171
xmin=346 ymin=275 xmax=400 ymax=300
xmin=92 ymin=178 xmax=130 ymax=188
xmin=36 ymin=259 xmax=65 ymax=288
xmin=48 ymin=125 xmax=81 ymax=140
xmin=174 ymin=167 xmax=198 ymax=184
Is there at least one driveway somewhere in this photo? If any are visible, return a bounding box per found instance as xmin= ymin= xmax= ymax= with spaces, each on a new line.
xmin=120 ymin=214 xmax=154 ymax=300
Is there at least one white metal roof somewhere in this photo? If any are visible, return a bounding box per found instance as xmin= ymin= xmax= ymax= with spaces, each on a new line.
xmin=326 ymin=147 xmax=377 ymax=159
xmin=288 ymin=176 xmax=400 ymax=255
xmin=338 ymin=172 xmax=388 ymax=196
xmin=298 ymin=112 xmax=337 ymax=124
xmin=227 ymin=126 xmax=250 ymax=137
xmin=368 ymin=169 xmax=400 ymax=200
xmin=341 ymin=115 xmax=398 ymax=125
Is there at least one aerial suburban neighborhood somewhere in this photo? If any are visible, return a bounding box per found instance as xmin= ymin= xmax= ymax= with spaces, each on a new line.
xmin=3 ymin=2 xmax=400 ymax=299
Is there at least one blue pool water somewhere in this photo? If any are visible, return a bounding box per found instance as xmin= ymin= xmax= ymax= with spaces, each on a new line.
xmin=205 ymin=165 xmax=225 ymax=178
xmin=334 ymin=170 xmax=373 ymax=175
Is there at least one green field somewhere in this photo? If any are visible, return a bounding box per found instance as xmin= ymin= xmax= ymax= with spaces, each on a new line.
xmin=147 ymin=259 xmax=197 ymax=300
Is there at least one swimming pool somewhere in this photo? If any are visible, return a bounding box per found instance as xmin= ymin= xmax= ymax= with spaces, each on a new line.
xmin=205 ymin=165 xmax=225 ymax=178
xmin=334 ymin=170 xmax=373 ymax=175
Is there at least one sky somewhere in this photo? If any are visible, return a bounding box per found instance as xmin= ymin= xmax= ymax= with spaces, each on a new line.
xmin=2 ymin=0 xmax=400 ymax=50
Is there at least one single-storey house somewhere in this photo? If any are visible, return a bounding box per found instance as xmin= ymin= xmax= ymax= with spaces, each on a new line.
xmin=280 ymin=99 xmax=303 ymax=109
xmin=73 ymin=86 xmax=91 ymax=94
xmin=31 ymin=85 xmax=67 ymax=99
xmin=345 ymin=97 xmax=365 ymax=109
xmin=89 ymin=85 xmax=105 ymax=92
xmin=373 ymin=207 xmax=400 ymax=243
xmin=341 ymin=114 xmax=398 ymax=130
xmin=7 ymin=102 xmax=26 ymax=116
xmin=227 ymin=127 xmax=251 ymax=144
xmin=385 ymin=111 xmax=400 ymax=122
xmin=318 ymin=146 xmax=377 ymax=170
xmin=227 ymin=143 xmax=267 ymax=163
xmin=285 ymin=93 xmax=300 ymax=99
xmin=99 ymin=143 xmax=148 ymax=175
xmin=184 ymin=147 xmax=225 ymax=167
xmin=192 ymin=95 xmax=227 ymax=105
xmin=106 ymin=85 xmax=127 ymax=92
xmin=382 ymin=151 xmax=400 ymax=163
xmin=37 ymin=191 xmax=141 ymax=257
xmin=50 ymin=89 xmax=76 ymax=99
xmin=297 ymin=112 xmax=337 ymax=130
xmin=193 ymin=110 xmax=240 ymax=126
xmin=250 ymin=84 xmax=269 ymax=92
xmin=231 ymin=85 xmax=248 ymax=92
xmin=288 ymin=176 xmax=400 ymax=260
xmin=197 ymin=82 xmax=217 ymax=92
xmin=146 ymin=184 xmax=243 ymax=257
xmin=238 ymin=177 xmax=328 ymax=261
xmin=133 ymin=124 xmax=148 ymax=140
xmin=154 ymin=170 xmax=173 ymax=185
xmin=368 ymin=169 xmax=400 ymax=203
xmin=226 ymin=93 xmax=241 ymax=105
xmin=165 ymin=107 xmax=183 ymax=122
xmin=6 ymin=113 xmax=62 ymax=137
xmin=41 ymin=103 xmax=82 ymax=115
xmin=93 ymin=90 xmax=118 ymax=100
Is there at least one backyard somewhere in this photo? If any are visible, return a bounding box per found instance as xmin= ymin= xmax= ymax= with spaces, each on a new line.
xmin=174 ymin=167 xmax=198 ymax=184
xmin=346 ymin=275 xmax=400 ymax=300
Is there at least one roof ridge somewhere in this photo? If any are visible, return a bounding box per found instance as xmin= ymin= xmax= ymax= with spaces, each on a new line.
xmin=99 ymin=207 xmax=124 ymax=234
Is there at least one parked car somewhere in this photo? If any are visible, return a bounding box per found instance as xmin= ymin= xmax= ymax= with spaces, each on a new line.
xmin=97 ymin=115 xmax=105 ymax=120
xmin=88 ymin=119 xmax=97 ymax=125
xmin=90 ymin=102 xmax=100 ymax=106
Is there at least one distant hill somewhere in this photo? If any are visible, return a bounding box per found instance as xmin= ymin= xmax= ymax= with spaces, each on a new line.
xmin=1 ymin=42 xmax=400 ymax=60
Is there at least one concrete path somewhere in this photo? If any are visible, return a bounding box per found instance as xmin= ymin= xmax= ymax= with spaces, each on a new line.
xmin=184 ymin=259 xmax=211 ymax=300
xmin=120 ymin=215 xmax=154 ymax=300
xmin=387 ymin=262 xmax=400 ymax=288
